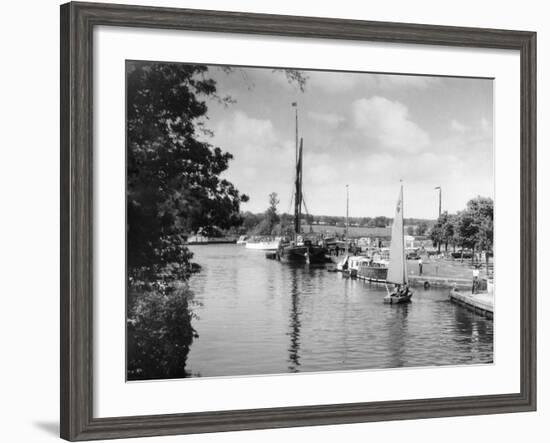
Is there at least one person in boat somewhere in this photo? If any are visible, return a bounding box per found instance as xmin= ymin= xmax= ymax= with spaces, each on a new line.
xmin=393 ymin=283 xmax=409 ymax=298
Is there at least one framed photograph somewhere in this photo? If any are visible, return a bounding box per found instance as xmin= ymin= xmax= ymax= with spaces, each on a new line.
xmin=60 ymin=1 xmax=536 ymax=440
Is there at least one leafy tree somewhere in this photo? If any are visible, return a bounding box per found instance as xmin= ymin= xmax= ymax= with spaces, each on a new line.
xmin=417 ymin=221 xmax=429 ymax=236
xmin=125 ymin=62 xmax=308 ymax=381
xmin=373 ymin=216 xmax=389 ymax=228
xmin=430 ymin=211 xmax=457 ymax=252
xmin=442 ymin=215 xmax=456 ymax=251
xmin=241 ymin=211 xmax=261 ymax=233
xmin=272 ymin=213 xmax=294 ymax=237
xmin=359 ymin=217 xmax=372 ymax=227
xmin=430 ymin=224 xmax=443 ymax=252
xmin=126 ymin=62 xmax=252 ymax=381
xmin=454 ymin=210 xmax=478 ymax=252
xmin=254 ymin=192 xmax=280 ymax=235
xmin=126 ymin=61 xmax=249 ymax=280
xmin=466 ymin=196 xmax=494 ymax=253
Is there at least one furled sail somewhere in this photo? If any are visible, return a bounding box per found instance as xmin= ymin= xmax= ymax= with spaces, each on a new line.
xmin=293 ymin=138 xmax=303 ymax=235
xmin=386 ymin=184 xmax=408 ymax=285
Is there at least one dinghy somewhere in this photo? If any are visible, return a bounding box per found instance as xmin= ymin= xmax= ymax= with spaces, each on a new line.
xmin=384 ymin=183 xmax=413 ymax=304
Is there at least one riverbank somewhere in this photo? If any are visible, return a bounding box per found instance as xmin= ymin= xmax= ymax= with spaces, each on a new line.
xmin=449 ymin=289 xmax=494 ymax=319
xmin=344 ymin=255 xmax=491 ymax=289
xmin=187 ymin=238 xmax=237 ymax=245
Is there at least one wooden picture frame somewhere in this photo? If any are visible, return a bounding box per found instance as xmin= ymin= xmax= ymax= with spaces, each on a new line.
xmin=60 ymin=1 xmax=536 ymax=440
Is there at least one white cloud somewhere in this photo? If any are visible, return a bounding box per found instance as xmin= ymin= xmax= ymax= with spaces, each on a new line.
xmin=307 ymin=71 xmax=439 ymax=94
xmin=216 ymin=111 xmax=277 ymax=147
xmin=352 ymin=96 xmax=430 ymax=153
xmin=203 ymin=70 xmax=492 ymax=218
xmin=450 ymin=119 xmax=468 ymax=133
xmin=210 ymin=111 xmax=295 ymax=212
xmin=307 ymin=111 xmax=344 ymax=127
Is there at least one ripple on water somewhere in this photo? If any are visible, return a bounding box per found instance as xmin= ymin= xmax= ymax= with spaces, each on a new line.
xmin=185 ymin=245 xmax=493 ymax=377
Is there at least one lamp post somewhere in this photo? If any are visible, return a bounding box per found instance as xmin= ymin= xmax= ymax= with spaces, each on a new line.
xmin=434 ymin=186 xmax=442 ymax=218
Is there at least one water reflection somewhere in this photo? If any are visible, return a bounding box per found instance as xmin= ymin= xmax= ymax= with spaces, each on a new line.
xmin=287 ymin=265 xmax=302 ymax=372
xmin=185 ymin=245 xmax=493 ymax=377
xmin=387 ymin=304 xmax=410 ymax=368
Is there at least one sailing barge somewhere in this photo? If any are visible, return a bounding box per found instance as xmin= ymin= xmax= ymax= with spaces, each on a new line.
xmin=278 ymin=138 xmax=329 ymax=265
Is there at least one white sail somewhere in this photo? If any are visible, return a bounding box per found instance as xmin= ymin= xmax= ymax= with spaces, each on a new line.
xmin=386 ymin=185 xmax=408 ymax=285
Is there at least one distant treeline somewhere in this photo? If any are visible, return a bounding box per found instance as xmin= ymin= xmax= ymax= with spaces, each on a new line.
xmin=226 ymin=209 xmax=434 ymax=237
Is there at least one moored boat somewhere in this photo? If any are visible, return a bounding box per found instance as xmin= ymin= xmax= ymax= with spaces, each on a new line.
xmin=236 ymin=235 xmax=248 ymax=245
xmin=384 ymin=184 xmax=413 ymax=304
xmin=245 ymin=237 xmax=281 ymax=251
xmin=279 ymin=237 xmax=328 ymax=265
xmin=278 ymin=136 xmax=329 ymax=265
xmin=357 ymin=259 xmax=389 ymax=282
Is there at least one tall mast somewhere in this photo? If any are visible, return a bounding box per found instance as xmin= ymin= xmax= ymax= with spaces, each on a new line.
xmin=292 ymin=102 xmax=298 ymax=167
xmin=345 ymin=184 xmax=349 ymax=237
xmin=294 ymin=138 xmax=303 ymax=235
xmin=401 ymin=182 xmax=406 ymax=283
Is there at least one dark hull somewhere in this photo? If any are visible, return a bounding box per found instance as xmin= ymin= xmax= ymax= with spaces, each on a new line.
xmin=279 ymin=245 xmax=329 ymax=264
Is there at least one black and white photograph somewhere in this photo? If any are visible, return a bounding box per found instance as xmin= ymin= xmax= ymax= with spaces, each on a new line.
xmin=126 ymin=61 xmax=495 ymax=381
xmin=0 ymin=0 xmax=544 ymax=441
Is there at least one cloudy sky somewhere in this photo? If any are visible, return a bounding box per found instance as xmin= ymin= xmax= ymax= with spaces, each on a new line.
xmin=198 ymin=65 xmax=493 ymax=219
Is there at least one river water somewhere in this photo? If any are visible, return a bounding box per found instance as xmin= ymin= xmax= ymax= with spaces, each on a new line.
xmin=186 ymin=244 xmax=493 ymax=378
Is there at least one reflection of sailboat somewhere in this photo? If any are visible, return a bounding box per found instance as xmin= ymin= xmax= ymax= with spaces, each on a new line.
xmin=384 ymin=184 xmax=413 ymax=304
xmin=278 ymin=138 xmax=329 ymax=264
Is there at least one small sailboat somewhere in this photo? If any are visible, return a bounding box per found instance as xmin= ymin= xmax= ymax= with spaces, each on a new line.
xmin=384 ymin=184 xmax=413 ymax=304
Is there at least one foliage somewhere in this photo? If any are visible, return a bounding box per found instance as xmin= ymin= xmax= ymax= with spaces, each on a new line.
xmin=126 ymin=61 xmax=248 ymax=279
xmin=272 ymin=213 xmax=295 ymax=237
xmin=125 ymin=63 xmax=309 ymax=381
xmin=417 ymin=221 xmax=429 ymax=236
xmin=430 ymin=211 xmax=456 ymax=251
xmin=253 ymin=192 xmax=281 ymax=235
xmin=272 ymin=69 xmax=309 ymax=92
xmin=467 ymin=196 xmax=494 ymax=252
xmin=429 ymin=197 xmax=493 ymax=254
xmin=373 ymin=216 xmax=390 ymax=228
xmin=127 ymin=283 xmax=198 ymax=380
